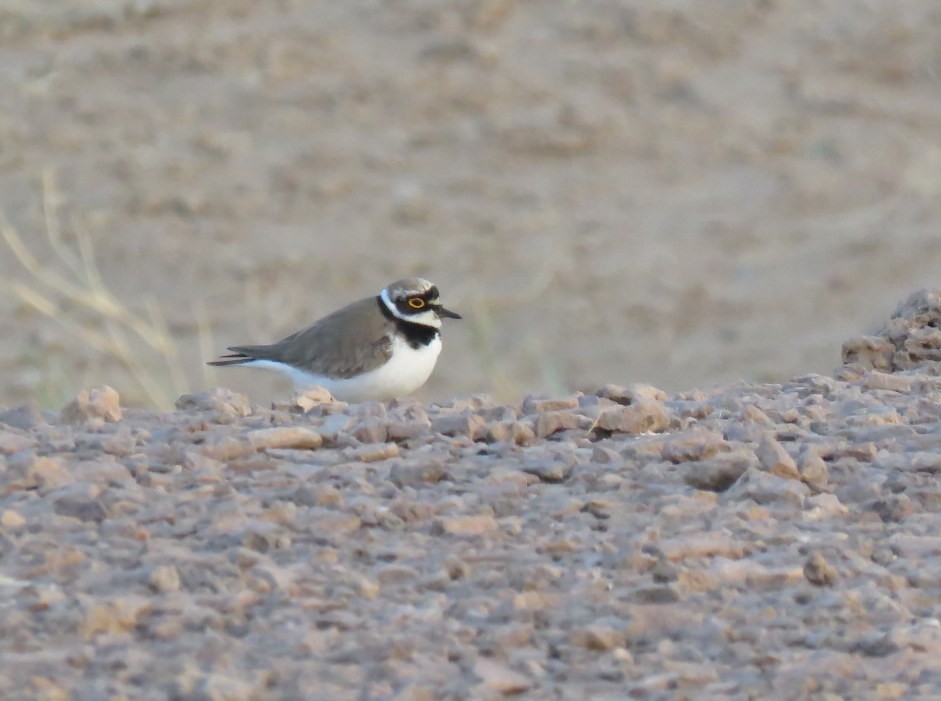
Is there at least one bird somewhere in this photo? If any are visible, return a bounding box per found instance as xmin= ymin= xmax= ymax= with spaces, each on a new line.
xmin=208 ymin=278 xmax=461 ymax=402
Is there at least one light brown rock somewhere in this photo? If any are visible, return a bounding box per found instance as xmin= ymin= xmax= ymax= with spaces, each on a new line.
xmin=657 ymin=533 xmax=747 ymax=561
xmin=756 ymin=433 xmax=800 ymax=480
xmin=291 ymin=386 xmax=335 ymax=411
xmin=6 ymin=454 xmax=73 ymax=490
xmin=342 ymin=442 xmax=399 ymax=463
xmin=473 ymin=658 xmax=531 ymax=695
xmin=841 ymin=334 xmax=895 ymax=371
xmin=246 ymin=427 xmax=323 ymax=451
xmin=61 ymin=385 xmax=123 ymax=424
xmin=1 ymin=509 xmax=26 ymax=528
xmin=82 ymin=599 xmax=147 ymax=639
xmin=433 ymin=514 xmax=499 ymax=536
xmin=431 ymin=413 xmax=487 ymax=439
xmin=798 ymin=447 xmax=829 ymax=489
xmin=521 ymin=394 xmax=580 ymax=414
xmin=175 ymin=387 xmax=251 ymax=417
xmin=682 ymin=450 xmax=754 ymax=492
xmin=148 ymin=565 xmax=182 ymax=593
xmin=534 ymin=411 xmax=586 ymax=438
xmin=726 ymin=468 xmax=810 ymax=506
xmin=661 ymin=430 xmax=728 ymax=463
xmin=389 ymin=459 xmax=446 ymax=487
xmin=570 ymin=624 xmax=626 ymax=651
xmin=597 ymin=383 xmax=668 ymax=405
xmin=861 ymin=371 xmax=913 ymax=393
xmin=0 ymin=428 xmax=36 ymax=455
xmin=352 ymin=417 xmax=388 ymax=444
xmin=592 ymin=401 xmax=671 ymax=435
xmin=803 ymin=552 xmax=838 ymax=586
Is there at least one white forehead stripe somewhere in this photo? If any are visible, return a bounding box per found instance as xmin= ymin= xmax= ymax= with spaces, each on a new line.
xmin=380 ymin=288 xmax=407 ymax=320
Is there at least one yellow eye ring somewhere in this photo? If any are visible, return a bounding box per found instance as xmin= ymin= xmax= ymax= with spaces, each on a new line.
xmin=408 ymin=298 xmax=426 ymax=309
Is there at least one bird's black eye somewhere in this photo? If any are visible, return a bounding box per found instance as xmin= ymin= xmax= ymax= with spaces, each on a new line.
xmin=408 ymin=297 xmax=426 ymax=309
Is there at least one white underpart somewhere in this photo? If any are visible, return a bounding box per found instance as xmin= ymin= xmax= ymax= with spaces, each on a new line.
xmin=380 ymin=288 xmax=441 ymax=328
xmin=243 ymin=334 xmax=442 ymax=402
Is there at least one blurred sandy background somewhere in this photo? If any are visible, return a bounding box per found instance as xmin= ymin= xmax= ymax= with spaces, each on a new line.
xmin=2 ymin=0 xmax=941 ymax=409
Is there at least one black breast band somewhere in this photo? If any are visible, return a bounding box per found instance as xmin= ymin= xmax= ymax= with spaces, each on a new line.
xmin=376 ymin=296 xmax=439 ymax=349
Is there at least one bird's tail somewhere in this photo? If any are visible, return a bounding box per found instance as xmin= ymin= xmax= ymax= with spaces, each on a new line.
xmin=207 ymin=351 xmax=253 ymax=367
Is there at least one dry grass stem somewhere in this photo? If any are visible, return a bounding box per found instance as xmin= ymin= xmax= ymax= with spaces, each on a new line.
xmin=0 ymin=174 xmax=204 ymax=409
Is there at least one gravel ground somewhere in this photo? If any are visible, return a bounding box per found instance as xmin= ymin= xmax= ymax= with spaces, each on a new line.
xmin=3 ymin=290 xmax=941 ymax=700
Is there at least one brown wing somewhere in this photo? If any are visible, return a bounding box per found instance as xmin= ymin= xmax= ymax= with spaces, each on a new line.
xmin=221 ymin=297 xmax=395 ymax=378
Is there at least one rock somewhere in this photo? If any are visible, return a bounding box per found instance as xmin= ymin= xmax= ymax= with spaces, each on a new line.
xmin=54 ymin=496 xmax=108 ymax=523
xmin=740 ymin=404 xmax=774 ymax=426
xmin=798 ymin=447 xmax=829 ymax=489
xmin=199 ymin=436 xmax=256 ymax=462
xmin=682 ymin=450 xmax=753 ymax=492
xmin=317 ymin=413 xmax=356 ymax=443
xmin=386 ymin=419 xmax=431 ymax=441
xmin=148 ymin=565 xmax=182 ymax=592
xmin=867 ymin=495 xmax=916 ymax=523
xmin=60 ymin=386 xmax=122 ymax=424
xmin=861 ymin=371 xmax=913 ymax=393
xmin=392 ymin=685 xmax=434 ymax=701
xmin=246 ymin=427 xmax=323 ymax=451
xmin=803 ymin=552 xmax=838 ymax=586
xmin=629 ymin=585 xmax=680 ymax=604
xmin=5 ymin=453 xmax=73 ymax=490
xmin=352 ymin=417 xmax=388 ymax=444
xmin=756 ymin=433 xmax=800 ymax=480
xmin=841 ymin=335 xmax=895 ymax=371
xmin=175 ymin=387 xmax=251 ymax=417
xmin=473 ymin=658 xmax=531 ymax=695
xmin=656 ymin=533 xmax=747 ymax=561
xmin=82 ymin=599 xmax=147 ymax=639
xmin=661 ymin=430 xmax=728 ymax=463
xmin=726 ymin=468 xmax=811 ymax=506
xmin=484 ymin=422 xmax=514 ymax=443
xmin=570 ymin=624 xmax=626 ymax=651
xmin=592 ymin=401 xmax=671 ymax=435
xmin=292 ymin=386 xmax=336 ymax=411
xmin=841 ymin=289 xmax=941 ymax=373
xmin=521 ymin=455 xmax=574 ymax=483
xmin=534 ymin=411 xmax=586 ymax=438
xmin=803 ymin=494 xmax=848 ymax=521
xmin=430 ymin=413 xmax=487 ymax=439
xmin=432 ymin=514 xmax=499 ymax=536
xmin=521 ymin=395 xmax=580 ymax=414
xmin=342 ymin=443 xmax=399 ymax=463
xmin=376 ymin=563 xmax=421 ymax=585
xmin=650 ymin=558 xmax=679 ymax=583
xmin=0 ymin=404 xmax=46 ymax=430
xmin=511 ymin=422 xmax=536 ymax=446
xmin=389 ymin=459 xmax=446 ymax=487
xmin=596 ymin=383 xmax=668 ymax=405
xmin=591 ymin=446 xmax=621 ymax=464
xmin=0 ymin=428 xmax=36 ymax=455
xmin=0 ymin=510 xmax=26 ymax=528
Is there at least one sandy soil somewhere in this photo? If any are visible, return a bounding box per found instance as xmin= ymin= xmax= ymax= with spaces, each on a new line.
xmin=3 ymin=1 xmax=941 ymax=409
xmin=2 ymin=290 xmax=941 ymax=699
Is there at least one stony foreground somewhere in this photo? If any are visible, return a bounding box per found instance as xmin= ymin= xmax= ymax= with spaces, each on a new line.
xmin=3 ymin=291 xmax=941 ymax=700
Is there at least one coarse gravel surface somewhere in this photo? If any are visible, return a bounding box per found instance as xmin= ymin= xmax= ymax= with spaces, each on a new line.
xmin=3 ymin=290 xmax=941 ymax=700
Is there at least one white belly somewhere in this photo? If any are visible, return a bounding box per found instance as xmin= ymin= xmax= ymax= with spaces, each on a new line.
xmin=246 ymin=335 xmax=442 ymax=402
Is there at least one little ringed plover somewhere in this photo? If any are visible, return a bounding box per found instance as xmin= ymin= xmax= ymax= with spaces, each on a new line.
xmin=209 ymin=278 xmax=461 ymax=402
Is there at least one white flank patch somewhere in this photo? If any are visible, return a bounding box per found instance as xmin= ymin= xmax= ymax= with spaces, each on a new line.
xmin=244 ymin=335 xmax=442 ymax=402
